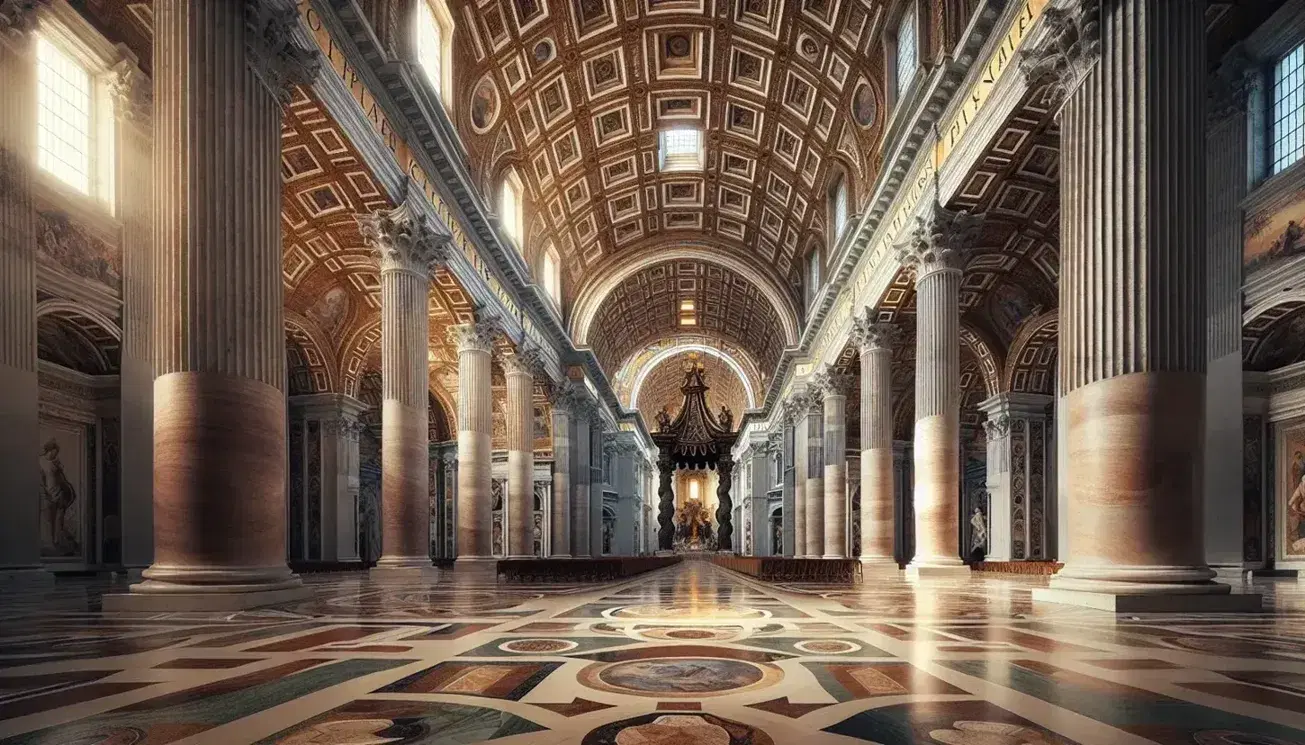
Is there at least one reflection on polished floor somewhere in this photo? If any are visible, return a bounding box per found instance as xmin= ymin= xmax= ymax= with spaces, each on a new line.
xmin=0 ymin=561 xmax=1303 ymax=744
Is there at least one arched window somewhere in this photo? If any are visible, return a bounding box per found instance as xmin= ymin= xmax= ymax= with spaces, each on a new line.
xmin=829 ymin=174 xmax=849 ymax=242
xmin=806 ymin=247 xmax=822 ymax=309
xmin=895 ymin=6 xmax=917 ymax=102
xmin=414 ymin=0 xmax=455 ymax=107
xmin=541 ymin=245 xmax=561 ymax=304
xmin=499 ymin=168 xmax=524 ymax=248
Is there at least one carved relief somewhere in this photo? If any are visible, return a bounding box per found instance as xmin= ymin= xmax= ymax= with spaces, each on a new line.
xmin=36 ymin=212 xmax=123 ymax=291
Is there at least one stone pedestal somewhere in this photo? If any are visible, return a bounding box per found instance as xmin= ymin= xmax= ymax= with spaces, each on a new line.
xmin=1024 ymin=0 xmax=1258 ymax=611
xmin=288 ymin=394 xmax=367 ymax=563
xmin=504 ymin=351 xmax=537 ymax=559
xmin=452 ymin=322 xmax=496 ymax=573
xmin=899 ymin=201 xmax=979 ymax=577
xmin=109 ymin=0 xmax=320 ymax=611
xmin=854 ymin=319 xmax=899 ymax=568
xmin=0 ymin=12 xmax=50 ymax=585
xmin=978 ymin=393 xmax=1052 ymax=563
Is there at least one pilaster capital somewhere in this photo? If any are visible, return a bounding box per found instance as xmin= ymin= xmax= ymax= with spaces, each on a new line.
xmin=1209 ymin=43 xmax=1254 ymax=125
xmin=812 ymin=368 xmax=855 ymax=398
xmin=501 ymin=346 xmax=541 ymax=378
xmin=448 ymin=320 xmax=498 ymax=355
xmin=850 ymin=314 xmax=899 ymax=353
xmin=110 ymin=58 xmax=151 ymax=128
xmin=895 ymin=200 xmax=982 ymax=281
xmin=1017 ymin=0 xmax=1100 ymax=107
xmin=0 ymin=0 xmax=46 ymax=41
xmin=0 ymin=147 xmax=21 ymax=204
xmin=782 ymin=392 xmax=809 ymax=424
xmin=357 ymin=197 xmax=452 ymax=278
xmin=244 ymin=0 xmax=321 ymax=105
xmin=982 ymin=414 xmax=1010 ymax=440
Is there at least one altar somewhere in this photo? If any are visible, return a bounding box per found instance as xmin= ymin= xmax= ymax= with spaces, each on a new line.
xmin=652 ymin=358 xmax=738 ymax=553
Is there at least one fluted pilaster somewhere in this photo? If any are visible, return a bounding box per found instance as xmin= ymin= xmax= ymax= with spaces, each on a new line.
xmin=1033 ymin=0 xmax=1254 ymax=611
xmin=113 ymin=57 xmax=156 ymax=572
xmin=898 ymin=201 xmax=977 ymax=576
xmin=853 ymin=317 xmax=898 ymax=566
xmin=0 ymin=12 xmax=45 ymax=580
xmin=504 ymin=349 xmax=537 ymax=558
xmin=816 ymin=371 xmax=854 ymax=558
xmin=549 ymin=388 xmax=574 ymax=556
xmin=358 ymin=196 xmax=447 ymax=572
xmin=804 ymin=388 xmax=825 ymax=559
xmin=788 ymin=394 xmax=809 ymax=557
xmin=572 ymin=397 xmax=592 ymax=557
xmin=112 ymin=0 xmax=319 ymax=608
xmin=452 ymin=321 xmax=496 ymax=572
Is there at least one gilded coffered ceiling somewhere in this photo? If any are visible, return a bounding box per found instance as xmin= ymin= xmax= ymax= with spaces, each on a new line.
xmin=448 ymin=0 xmax=891 ymax=301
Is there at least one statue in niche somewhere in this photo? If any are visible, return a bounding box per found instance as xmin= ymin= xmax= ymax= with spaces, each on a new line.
xmin=969 ymin=506 xmax=989 ymax=562
xmin=655 ymin=406 xmax=673 ymax=432
xmin=717 ymin=404 xmax=733 ymax=432
xmin=1289 ymin=447 xmax=1305 ymax=554
xmin=39 ymin=438 xmax=80 ymax=557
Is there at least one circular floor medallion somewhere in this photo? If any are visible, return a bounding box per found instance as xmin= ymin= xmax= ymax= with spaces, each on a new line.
xmin=637 ymin=626 xmax=740 ymax=642
xmin=794 ymin=639 xmax=860 ymax=655
xmin=611 ymin=604 xmax=767 ymax=620
xmin=499 ymin=638 xmax=579 ymax=654
xmin=579 ymin=657 xmax=781 ymax=697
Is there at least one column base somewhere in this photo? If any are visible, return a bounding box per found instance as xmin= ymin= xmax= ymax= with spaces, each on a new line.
xmin=822 ymin=554 xmax=848 ymax=560
xmin=905 ymin=559 xmax=971 ymax=578
xmin=0 ymin=567 xmax=55 ymax=586
xmin=103 ymin=564 xmax=309 ymax=612
xmin=859 ymin=557 xmax=900 ymax=572
xmin=1032 ymin=586 xmax=1262 ymax=613
xmin=452 ymin=557 xmax=499 ymax=579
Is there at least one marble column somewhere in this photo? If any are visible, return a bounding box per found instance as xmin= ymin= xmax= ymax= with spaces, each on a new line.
xmin=1026 ymin=0 xmax=1257 ymax=611
xmin=656 ymin=450 xmax=675 ymax=552
xmin=288 ymin=394 xmax=367 ymax=563
xmin=451 ymin=322 xmax=496 ymax=574
xmin=111 ymin=58 xmax=155 ymax=576
xmin=109 ymin=0 xmax=320 ymax=610
xmin=804 ymin=388 xmax=825 ymax=559
xmin=358 ymin=197 xmax=447 ymax=574
xmin=817 ymin=371 xmax=854 ymax=558
xmin=898 ymin=201 xmax=979 ymax=578
xmin=503 ymin=349 xmax=537 ymax=559
xmin=571 ymin=398 xmax=592 ymax=557
xmin=0 ymin=6 xmax=49 ymax=583
xmin=853 ymin=317 xmax=899 ymax=567
xmin=789 ymin=395 xmax=808 ymax=557
xmin=548 ymin=387 xmax=573 ymax=557
xmin=977 ymin=393 xmax=1052 ymax=563
xmin=780 ymin=418 xmax=796 ymax=556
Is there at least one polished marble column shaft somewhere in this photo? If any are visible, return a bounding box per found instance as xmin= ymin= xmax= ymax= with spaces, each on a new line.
xmin=452 ymin=322 xmax=496 ymax=574
xmin=1032 ymin=0 xmax=1256 ymax=611
xmin=361 ymin=198 xmax=447 ymax=573
xmin=854 ymin=319 xmax=898 ymax=567
xmin=504 ymin=351 xmax=536 ymax=559
xmin=0 ymin=12 xmax=47 ymax=582
xmin=789 ymin=396 xmax=808 ymax=557
xmin=899 ymin=204 xmax=977 ymax=578
xmin=820 ymin=373 xmax=853 ymax=558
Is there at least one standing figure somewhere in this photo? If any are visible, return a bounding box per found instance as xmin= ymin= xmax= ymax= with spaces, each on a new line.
xmin=39 ymin=439 xmax=79 ymax=556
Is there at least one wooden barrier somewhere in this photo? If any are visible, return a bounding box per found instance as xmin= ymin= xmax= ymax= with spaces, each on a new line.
xmin=973 ymin=561 xmax=1063 ymax=575
xmin=712 ymin=555 xmax=863 ymax=583
xmin=497 ymin=555 xmax=682 ymax=583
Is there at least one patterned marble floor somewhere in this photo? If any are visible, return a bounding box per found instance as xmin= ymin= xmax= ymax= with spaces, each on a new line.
xmin=1 ymin=562 xmax=1303 ymax=744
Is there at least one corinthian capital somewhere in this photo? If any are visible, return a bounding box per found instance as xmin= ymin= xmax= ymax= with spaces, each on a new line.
xmin=896 ymin=201 xmax=982 ymax=280
xmin=813 ymin=369 xmax=856 ymax=398
xmin=1209 ymin=44 xmax=1254 ymax=125
xmin=1018 ymin=0 xmax=1100 ymax=106
xmin=357 ymin=198 xmax=451 ymax=277
xmin=850 ymin=313 xmax=899 ymax=353
xmin=244 ymin=0 xmax=321 ymax=105
xmin=0 ymin=0 xmax=47 ymax=40
xmin=110 ymin=59 xmax=151 ymax=127
xmin=501 ymin=346 xmax=541 ymax=377
xmin=448 ymin=320 xmax=498 ymax=355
